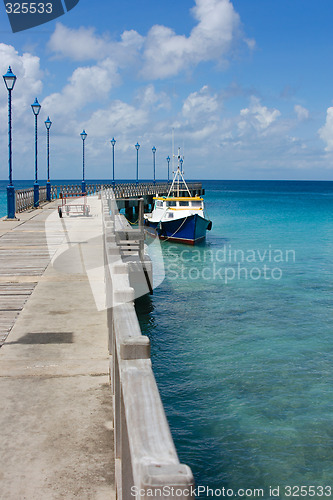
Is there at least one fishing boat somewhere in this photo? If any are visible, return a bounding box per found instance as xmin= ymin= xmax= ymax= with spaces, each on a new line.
xmin=144 ymin=150 xmax=212 ymax=245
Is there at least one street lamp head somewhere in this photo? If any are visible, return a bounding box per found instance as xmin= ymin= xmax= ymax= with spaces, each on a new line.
xmin=111 ymin=137 xmax=116 ymax=147
xmin=166 ymin=156 xmax=170 ymax=162
xmin=3 ymin=66 xmax=16 ymax=91
xmin=31 ymin=97 xmax=41 ymax=116
xmin=135 ymin=142 xmax=140 ymax=151
xmin=80 ymin=130 xmax=87 ymax=141
xmin=152 ymin=146 xmax=156 ymax=153
xmin=45 ymin=116 xmax=52 ymax=130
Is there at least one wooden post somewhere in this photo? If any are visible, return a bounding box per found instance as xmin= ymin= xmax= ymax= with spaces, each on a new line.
xmin=138 ymin=198 xmax=144 ymax=262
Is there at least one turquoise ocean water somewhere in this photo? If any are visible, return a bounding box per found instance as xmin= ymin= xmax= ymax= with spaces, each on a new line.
xmin=1 ymin=179 xmax=332 ymax=498
xmin=135 ymin=180 xmax=333 ymax=499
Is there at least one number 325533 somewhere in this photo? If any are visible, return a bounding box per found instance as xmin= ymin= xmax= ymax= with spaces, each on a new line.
xmin=5 ymin=3 xmax=53 ymax=14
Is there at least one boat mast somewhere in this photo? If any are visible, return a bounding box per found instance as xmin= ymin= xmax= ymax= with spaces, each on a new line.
xmin=172 ymin=128 xmax=175 ymax=178
xmin=167 ymin=148 xmax=191 ymax=198
xmin=177 ymin=148 xmax=180 ymax=198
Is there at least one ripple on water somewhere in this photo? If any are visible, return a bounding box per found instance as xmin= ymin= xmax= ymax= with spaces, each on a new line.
xmin=136 ymin=181 xmax=333 ymax=498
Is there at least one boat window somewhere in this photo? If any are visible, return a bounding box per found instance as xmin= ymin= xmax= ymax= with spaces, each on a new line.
xmin=166 ymin=213 xmax=174 ymax=218
xmin=179 ymin=201 xmax=189 ymax=206
xmin=155 ymin=201 xmax=163 ymax=208
xmin=191 ymin=201 xmax=202 ymax=208
xmin=166 ymin=200 xmax=177 ymax=207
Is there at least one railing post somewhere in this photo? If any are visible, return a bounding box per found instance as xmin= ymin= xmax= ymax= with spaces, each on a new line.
xmin=138 ymin=197 xmax=144 ymax=261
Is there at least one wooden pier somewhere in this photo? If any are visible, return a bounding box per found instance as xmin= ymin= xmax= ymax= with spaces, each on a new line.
xmin=0 ymin=210 xmax=52 ymax=345
xmin=0 ymin=198 xmax=115 ymax=499
xmin=0 ymin=184 xmax=196 ymax=500
xmin=15 ymin=181 xmax=204 ymax=213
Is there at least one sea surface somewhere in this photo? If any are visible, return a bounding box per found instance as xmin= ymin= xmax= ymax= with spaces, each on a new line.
xmin=135 ymin=180 xmax=333 ymax=499
xmin=1 ymin=179 xmax=332 ymax=499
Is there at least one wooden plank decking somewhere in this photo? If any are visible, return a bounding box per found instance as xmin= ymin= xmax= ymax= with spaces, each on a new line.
xmin=0 ymin=209 xmax=55 ymax=345
xmin=0 ymin=198 xmax=115 ymax=499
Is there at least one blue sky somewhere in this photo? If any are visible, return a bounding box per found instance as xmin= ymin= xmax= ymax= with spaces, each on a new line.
xmin=1 ymin=0 xmax=333 ymax=180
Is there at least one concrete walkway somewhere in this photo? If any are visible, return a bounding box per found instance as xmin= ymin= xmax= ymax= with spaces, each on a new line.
xmin=0 ymin=199 xmax=115 ymax=499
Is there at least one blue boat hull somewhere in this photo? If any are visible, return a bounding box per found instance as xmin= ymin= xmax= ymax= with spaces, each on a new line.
xmin=144 ymin=214 xmax=212 ymax=245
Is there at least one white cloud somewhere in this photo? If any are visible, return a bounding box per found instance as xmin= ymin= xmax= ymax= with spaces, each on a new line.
xmin=318 ymin=107 xmax=333 ymax=151
xmin=294 ymin=104 xmax=309 ymax=121
xmin=0 ymin=43 xmax=43 ymax=123
xmin=48 ymin=23 xmax=144 ymax=66
xmin=0 ymin=43 xmax=44 ymax=179
xmin=239 ymin=96 xmax=281 ymax=134
xmin=136 ymin=84 xmax=171 ymax=110
xmin=86 ymin=100 xmax=148 ymax=141
xmin=190 ymin=0 xmax=240 ymax=57
xmin=141 ymin=0 xmax=243 ymax=79
xmin=182 ymin=85 xmax=219 ymax=120
xmin=79 ymin=85 xmax=171 ymax=147
xmin=141 ymin=25 xmax=188 ymax=79
xmin=48 ymin=24 xmax=110 ymax=61
xmin=244 ymin=38 xmax=256 ymax=51
xmin=41 ymin=58 xmax=119 ymax=128
xmin=48 ymin=1 xmax=250 ymax=81
xmin=1 ymin=12 xmax=320 ymax=183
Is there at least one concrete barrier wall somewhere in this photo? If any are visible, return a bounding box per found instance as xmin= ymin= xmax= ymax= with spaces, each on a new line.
xmin=102 ymin=188 xmax=195 ymax=500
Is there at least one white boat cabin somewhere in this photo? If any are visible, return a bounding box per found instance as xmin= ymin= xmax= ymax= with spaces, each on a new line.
xmin=145 ymin=196 xmax=205 ymax=223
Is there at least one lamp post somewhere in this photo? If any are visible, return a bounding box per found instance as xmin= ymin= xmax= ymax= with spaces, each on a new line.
xmin=3 ymin=66 xmax=17 ymax=219
xmin=45 ymin=116 xmax=52 ymax=201
xmin=80 ymin=130 xmax=87 ymax=194
xmin=152 ymin=146 xmax=156 ymax=185
xmin=31 ymin=97 xmax=41 ymax=208
xmin=135 ymin=142 xmax=140 ymax=185
xmin=111 ymin=137 xmax=116 ymax=188
xmin=166 ymin=155 xmax=170 ymax=184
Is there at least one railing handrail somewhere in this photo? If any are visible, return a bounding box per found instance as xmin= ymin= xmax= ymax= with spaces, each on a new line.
xmin=15 ymin=181 xmax=203 ymax=213
xmin=15 ymin=187 xmax=34 ymax=213
xmin=102 ymin=187 xmax=194 ymax=499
